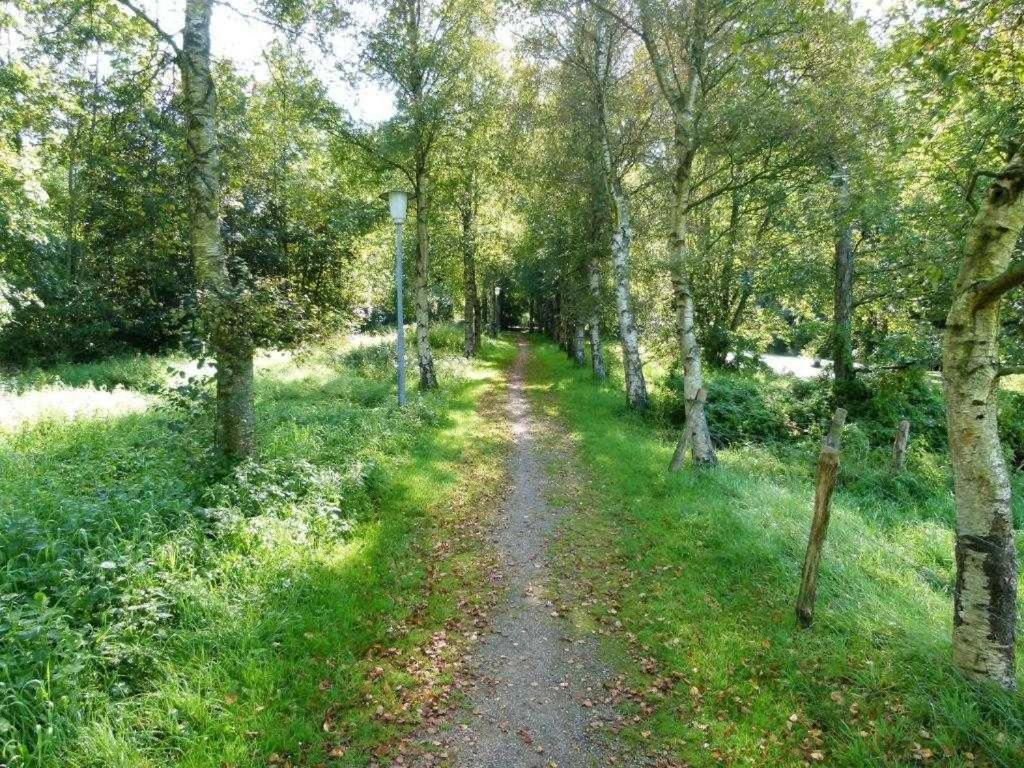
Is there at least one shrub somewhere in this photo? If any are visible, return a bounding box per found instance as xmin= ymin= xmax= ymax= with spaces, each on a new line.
xmin=662 ymin=364 xmax=807 ymax=446
xmin=428 ymin=323 xmax=466 ymax=355
xmin=999 ymin=390 xmax=1024 ymax=470
xmin=851 ymin=368 xmax=948 ymax=451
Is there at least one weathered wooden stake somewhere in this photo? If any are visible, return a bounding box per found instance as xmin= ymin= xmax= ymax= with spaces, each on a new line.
xmin=795 ymin=407 xmax=847 ymax=628
xmin=669 ymin=388 xmax=707 ymax=472
xmin=891 ymin=419 xmax=910 ymax=471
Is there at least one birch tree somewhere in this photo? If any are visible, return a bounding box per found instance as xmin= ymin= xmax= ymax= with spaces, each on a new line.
xmin=591 ymin=9 xmax=649 ymax=409
xmin=943 ymin=139 xmax=1023 ymax=690
xmin=110 ymin=0 xmax=255 ymax=459
xmin=360 ymin=0 xmax=479 ymax=388
xmin=901 ymin=0 xmax=1024 ymax=689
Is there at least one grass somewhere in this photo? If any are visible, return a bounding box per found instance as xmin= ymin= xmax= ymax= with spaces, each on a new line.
xmin=529 ymin=337 xmax=1024 ymax=768
xmin=0 ymin=328 xmax=515 ymax=767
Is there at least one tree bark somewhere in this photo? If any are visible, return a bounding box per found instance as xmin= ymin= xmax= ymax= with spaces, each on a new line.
xmin=796 ymin=408 xmax=847 ymax=628
xmin=942 ymin=146 xmax=1023 ymax=689
xmin=669 ymin=387 xmax=706 ymax=472
xmin=891 ymin=419 xmax=910 ymax=471
xmin=832 ymin=161 xmax=856 ymax=400
xmin=669 ymin=122 xmax=716 ymax=466
xmin=181 ymin=0 xmax=254 ymax=460
xmin=474 ymin=282 xmax=483 ymax=344
xmin=594 ymin=11 xmax=648 ymax=409
xmin=587 ymin=254 xmax=607 ymax=379
xmin=414 ymin=168 xmax=437 ymax=389
xmin=461 ymin=191 xmax=480 ymax=357
xmin=707 ymin=189 xmax=741 ymax=366
xmin=573 ymin=323 xmax=586 ymax=367
xmin=491 ymin=285 xmax=500 ymax=336
xmin=633 ymin=0 xmax=716 ymax=465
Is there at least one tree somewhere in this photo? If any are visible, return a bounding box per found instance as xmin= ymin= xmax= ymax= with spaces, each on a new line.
xmin=943 ymin=140 xmax=1022 ymax=689
xmin=591 ymin=8 xmax=649 ymax=408
xmin=104 ymin=0 xmax=253 ymax=458
xmin=897 ymin=0 xmax=1024 ymax=689
xmin=358 ymin=0 xmax=482 ymax=388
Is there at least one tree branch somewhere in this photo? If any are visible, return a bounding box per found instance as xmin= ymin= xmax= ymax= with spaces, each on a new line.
xmin=112 ymin=0 xmax=183 ymax=58
xmin=974 ymin=264 xmax=1024 ymax=311
xmin=582 ymin=0 xmax=643 ymax=37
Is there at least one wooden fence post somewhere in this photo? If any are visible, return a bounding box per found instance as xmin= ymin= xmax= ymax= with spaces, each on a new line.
xmin=891 ymin=419 xmax=910 ymax=471
xmin=669 ymin=388 xmax=707 ymax=472
xmin=795 ymin=407 xmax=847 ymax=628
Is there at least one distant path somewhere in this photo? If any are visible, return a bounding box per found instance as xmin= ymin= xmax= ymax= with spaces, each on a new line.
xmin=416 ymin=339 xmax=645 ymax=767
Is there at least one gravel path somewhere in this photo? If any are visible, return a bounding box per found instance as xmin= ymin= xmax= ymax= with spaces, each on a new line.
xmin=416 ymin=339 xmax=645 ymax=768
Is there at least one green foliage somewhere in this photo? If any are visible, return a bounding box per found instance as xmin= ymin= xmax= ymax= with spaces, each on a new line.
xmin=851 ymin=369 xmax=949 ymax=451
xmin=662 ymin=365 xmax=800 ymax=445
xmin=534 ymin=340 xmax=1024 ymax=768
xmin=2 ymin=352 xmax=184 ymax=394
xmin=660 ymin=360 xmax=1024 ymax=468
xmin=0 ymin=331 xmax=511 ymax=766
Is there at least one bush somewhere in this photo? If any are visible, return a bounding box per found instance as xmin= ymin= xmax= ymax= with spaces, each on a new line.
xmin=661 ymin=362 xmax=1024 ymax=464
xmin=662 ymin=364 xmax=809 ymax=446
xmin=999 ymin=390 xmax=1024 ymax=470
xmin=428 ymin=323 xmax=466 ymax=355
xmin=851 ymin=368 xmax=948 ymax=451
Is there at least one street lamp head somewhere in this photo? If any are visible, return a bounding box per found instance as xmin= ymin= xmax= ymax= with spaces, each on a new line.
xmin=388 ymin=190 xmax=409 ymax=224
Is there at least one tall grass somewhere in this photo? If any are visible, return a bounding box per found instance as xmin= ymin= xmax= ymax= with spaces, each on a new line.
xmin=0 ymin=329 xmax=514 ymax=767
xmin=530 ymin=338 xmax=1023 ymax=768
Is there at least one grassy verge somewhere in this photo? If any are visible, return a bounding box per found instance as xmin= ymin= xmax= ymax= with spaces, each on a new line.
xmin=528 ymin=338 xmax=1023 ymax=768
xmin=0 ymin=329 xmax=514 ymax=767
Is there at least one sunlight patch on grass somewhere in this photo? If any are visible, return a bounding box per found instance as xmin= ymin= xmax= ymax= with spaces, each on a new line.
xmin=0 ymin=327 xmax=514 ymax=768
xmin=0 ymin=385 xmax=154 ymax=432
xmin=532 ymin=339 xmax=1024 ymax=768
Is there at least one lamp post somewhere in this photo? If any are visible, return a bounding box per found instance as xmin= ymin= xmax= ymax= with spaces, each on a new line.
xmin=493 ymin=285 xmax=501 ymax=336
xmin=388 ymin=191 xmax=409 ymax=406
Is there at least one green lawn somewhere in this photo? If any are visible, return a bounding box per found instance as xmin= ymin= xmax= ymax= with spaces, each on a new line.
xmin=0 ymin=330 xmax=514 ymax=767
xmin=529 ymin=338 xmax=1024 ymax=768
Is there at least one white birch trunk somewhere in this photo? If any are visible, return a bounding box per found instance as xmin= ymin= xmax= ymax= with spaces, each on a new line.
xmin=594 ymin=12 xmax=648 ymax=410
xmin=181 ymin=0 xmax=254 ymax=460
xmin=587 ymin=255 xmax=607 ymax=379
xmin=669 ymin=122 xmax=716 ymax=467
xmin=942 ymin=148 xmax=1023 ymax=689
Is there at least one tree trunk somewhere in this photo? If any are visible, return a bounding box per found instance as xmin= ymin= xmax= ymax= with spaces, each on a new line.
xmin=491 ymin=285 xmax=500 ymax=336
xmin=942 ymin=147 xmax=1023 ymax=689
xmin=609 ymin=190 xmax=649 ymax=410
xmin=595 ymin=12 xmax=647 ymax=409
xmin=481 ymin=289 xmax=489 ymax=338
xmin=707 ymin=190 xmax=741 ymax=367
xmin=573 ymin=323 xmax=586 ymax=367
xmin=669 ymin=387 xmax=706 ymax=472
xmin=832 ymin=161 xmax=855 ymax=400
xmin=474 ymin=282 xmax=483 ymax=345
xmin=669 ymin=122 xmax=716 ymax=467
xmin=891 ymin=419 xmax=910 ymax=471
xmin=181 ymin=0 xmax=254 ymax=460
xmin=414 ymin=169 xmax=437 ymax=389
xmin=587 ymin=255 xmax=607 ymax=380
xmin=461 ymin=193 xmax=479 ymax=358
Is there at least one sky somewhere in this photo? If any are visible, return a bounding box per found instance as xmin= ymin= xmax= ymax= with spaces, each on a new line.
xmin=143 ymin=0 xmax=395 ymax=124
xmin=144 ymin=0 xmax=900 ymax=127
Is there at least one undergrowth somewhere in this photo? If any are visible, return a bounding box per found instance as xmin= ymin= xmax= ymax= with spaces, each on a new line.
xmin=534 ymin=338 xmax=1024 ymax=768
xmin=0 ymin=329 xmax=513 ymax=767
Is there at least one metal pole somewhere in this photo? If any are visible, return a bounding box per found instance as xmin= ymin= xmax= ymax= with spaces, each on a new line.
xmin=395 ymin=221 xmax=406 ymax=406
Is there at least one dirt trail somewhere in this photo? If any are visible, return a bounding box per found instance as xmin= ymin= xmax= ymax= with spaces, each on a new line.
xmin=415 ymin=339 xmax=644 ymax=767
